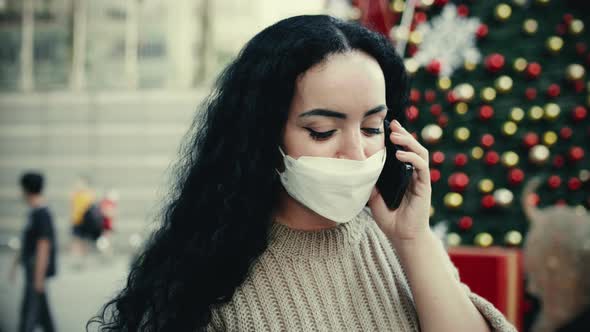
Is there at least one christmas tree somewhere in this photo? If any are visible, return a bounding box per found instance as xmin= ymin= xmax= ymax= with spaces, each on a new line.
xmin=355 ymin=0 xmax=589 ymax=248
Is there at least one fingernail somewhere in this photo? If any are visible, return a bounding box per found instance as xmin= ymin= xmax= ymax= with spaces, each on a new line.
xmin=393 ymin=119 xmax=401 ymax=126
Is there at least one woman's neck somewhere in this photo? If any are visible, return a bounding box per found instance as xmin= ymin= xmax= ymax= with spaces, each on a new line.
xmin=274 ymin=189 xmax=338 ymax=231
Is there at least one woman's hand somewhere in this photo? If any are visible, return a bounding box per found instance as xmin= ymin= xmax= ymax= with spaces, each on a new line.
xmin=368 ymin=119 xmax=432 ymax=242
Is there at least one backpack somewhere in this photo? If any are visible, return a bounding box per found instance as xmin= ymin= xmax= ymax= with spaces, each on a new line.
xmin=81 ymin=204 xmax=103 ymax=240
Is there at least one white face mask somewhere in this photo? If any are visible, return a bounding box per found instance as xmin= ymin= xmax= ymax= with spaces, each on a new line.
xmin=277 ymin=148 xmax=386 ymax=223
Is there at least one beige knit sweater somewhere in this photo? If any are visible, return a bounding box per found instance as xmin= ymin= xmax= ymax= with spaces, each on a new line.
xmin=207 ymin=210 xmax=516 ymax=331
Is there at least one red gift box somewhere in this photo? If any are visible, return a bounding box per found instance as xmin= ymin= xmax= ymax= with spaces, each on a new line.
xmin=449 ymin=246 xmax=524 ymax=331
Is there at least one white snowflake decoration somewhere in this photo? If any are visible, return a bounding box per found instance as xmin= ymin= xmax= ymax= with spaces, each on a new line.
xmin=411 ymin=4 xmax=482 ymax=77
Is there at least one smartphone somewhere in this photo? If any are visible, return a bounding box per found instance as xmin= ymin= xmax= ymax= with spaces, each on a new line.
xmin=375 ymin=120 xmax=413 ymax=210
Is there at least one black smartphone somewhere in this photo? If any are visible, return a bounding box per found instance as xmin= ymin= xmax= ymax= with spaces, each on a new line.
xmin=375 ymin=120 xmax=413 ymax=210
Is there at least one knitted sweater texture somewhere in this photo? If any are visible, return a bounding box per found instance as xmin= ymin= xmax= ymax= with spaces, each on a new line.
xmin=207 ymin=210 xmax=516 ymax=331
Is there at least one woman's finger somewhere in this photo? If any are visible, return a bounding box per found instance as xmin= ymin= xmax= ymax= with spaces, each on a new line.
xmin=390 ymin=132 xmax=429 ymax=163
xmin=395 ymin=150 xmax=430 ymax=180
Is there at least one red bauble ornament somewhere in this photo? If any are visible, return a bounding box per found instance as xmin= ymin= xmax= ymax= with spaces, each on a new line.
xmin=437 ymin=113 xmax=449 ymax=127
xmin=406 ymin=105 xmax=419 ymax=122
xmin=572 ymin=106 xmax=588 ymax=122
xmin=454 ymin=153 xmax=468 ymax=167
xmin=526 ymin=62 xmax=542 ymax=79
xmin=446 ymin=91 xmax=458 ymax=104
xmin=556 ymin=23 xmax=567 ymax=36
xmin=457 ymin=4 xmax=469 ymax=17
xmin=407 ymin=45 xmax=418 ymax=57
xmin=548 ymin=175 xmax=562 ymax=189
xmin=432 ymin=151 xmax=445 ymax=165
xmin=484 ymin=151 xmax=500 ymax=165
xmin=508 ymin=168 xmax=525 ymax=185
xmin=481 ymin=134 xmax=495 ymax=149
xmin=434 ymin=0 xmax=449 ymax=6
xmin=546 ymin=84 xmax=561 ymax=98
xmin=563 ymin=13 xmax=574 ymax=25
xmin=409 ymin=89 xmax=421 ymax=104
xmin=449 ymin=172 xmax=470 ymax=192
xmin=560 ymin=127 xmax=573 ymax=139
xmin=576 ymin=42 xmax=587 ymax=56
xmin=477 ymin=24 xmax=489 ymax=39
xmin=528 ymin=193 xmax=540 ymax=206
xmin=479 ymin=105 xmax=494 ymax=121
xmin=568 ymin=177 xmax=582 ymax=190
xmin=485 ymin=53 xmax=505 ymax=73
xmin=573 ymin=80 xmax=585 ymax=93
xmin=414 ymin=11 xmax=428 ymax=25
xmin=425 ymin=90 xmax=437 ymax=103
xmin=430 ymin=104 xmax=442 ymax=116
xmin=556 ymin=199 xmax=567 ymax=206
xmin=427 ymin=60 xmax=442 ymax=75
xmin=430 ymin=169 xmax=441 ymax=183
xmin=569 ymin=146 xmax=585 ymax=161
xmin=525 ymin=87 xmax=537 ymax=101
xmin=481 ymin=194 xmax=496 ymax=209
xmin=553 ymin=155 xmax=565 ymax=168
xmin=523 ymin=132 xmax=539 ymax=149
xmin=458 ymin=216 xmax=473 ymax=231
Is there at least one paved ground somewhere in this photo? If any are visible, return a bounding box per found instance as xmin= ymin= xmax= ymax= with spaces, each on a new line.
xmin=0 ymin=250 xmax=133 ymax=332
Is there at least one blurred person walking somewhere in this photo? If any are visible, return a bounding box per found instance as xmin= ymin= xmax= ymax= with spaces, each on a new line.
xmin=69 ymin=176 xmax=95 ymax=267
xmin=9 ymin=172 xmax=57 ymax=332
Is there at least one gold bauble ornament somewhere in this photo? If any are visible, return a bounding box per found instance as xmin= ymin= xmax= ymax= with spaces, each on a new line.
xmin=543 ymin=103 xmax=561 ymax=120
xmin=444 ymin=192 xmax=464 ymax=209
xmin=495 ymin=76 xmax=513 ymax=94
xmin=478 ymin=178 xmax=495 ymax=193
xmin=505 ymin=230 xmax=523 ymax=246
xmin=464 ymin=60 xmax=478 ymax=71
xmin=529 ymin=145 xmax=550 ymax=165
xmin=438 ymin=77 xmax=452 ymax=91
xmin=566 ymin=64 xmax=586 ymax=81
xmin=528 ymin=106 xmax=544 ymax=121
xmin=535 ymin=0 xmax=550 ymax=5
xmin=475 ymin=232 xmax=494 ymax=247
xmin=501 ymin=151 xmax=519 ymax=167
xmin=510 ymin=107 xmax=525 ymax=122
xmin=454 ymin=83 xmax=475 ymax=102
xmin=390 ymin=26 xmax=409 ymax=42
xmin=495 ymin=3 xmax=512 ymax=22
xmin=404 ymin=58 xmax=419 ymax=75
xmin=447 ymin=233 xmax=462 ymax=247
xmin=348 ymin=7 xmax=362 ymax=20
xmin=494 ymin=188 xmax=514 ymax=207
xmin=454 ymin=127 xmax=471 ymax=142
xmin=546 ymin=36 xmax=564 ymax=54
xmin=471 ymin=147 xmax=484 ymax=160
xmin=391 ymin=0 xmax=405 ymax=14
xmin=580 ymin=169 xmax=590 ymax=182
xmin=502 ymin=121 xmax=518 ymax=136
xmin=513 ymin=0 xmax=528 ymax=6
xmin=409 ymin=30 xmax=423 ymax=45
xmin=569 ymin=19 xmax=584 ymax=35
xmin=455 ymin=102 xmax=469 ymax=115
xmin=481 ymin=87 xmax=497 ymax=102
xmin=420 ymin=0 xmax=434 ymax=7
xmin=513 ymin=57 xmax=528 ymax=72
xmin=421 ymin=124 xmax=443 ymax=144
xmin=523 ymin=19 xmax=538 ymax=35
xmin=543 ymin=131 xmax=558 ymax=146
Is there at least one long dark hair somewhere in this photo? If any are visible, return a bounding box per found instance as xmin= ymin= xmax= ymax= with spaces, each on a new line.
xmin=89 ymin=15 xmax=409 ymax=331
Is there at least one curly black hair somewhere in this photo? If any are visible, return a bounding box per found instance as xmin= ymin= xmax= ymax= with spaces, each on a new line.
xmin=89 ymin=14 xmax=409 ymax=331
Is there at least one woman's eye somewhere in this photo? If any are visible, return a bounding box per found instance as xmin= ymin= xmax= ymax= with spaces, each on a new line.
xmin=305 ymin=128 xmax=336 ymax=141
xmin=362 ymin=128 xmax=383 ymax=136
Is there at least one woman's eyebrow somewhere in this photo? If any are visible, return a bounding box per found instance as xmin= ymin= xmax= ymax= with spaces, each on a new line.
xmin=299 ymin=104 xmax=387 ymax=119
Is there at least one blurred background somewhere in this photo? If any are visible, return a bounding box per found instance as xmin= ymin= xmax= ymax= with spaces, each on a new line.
xmin=0 ymin=0 xmax=589 ymax=331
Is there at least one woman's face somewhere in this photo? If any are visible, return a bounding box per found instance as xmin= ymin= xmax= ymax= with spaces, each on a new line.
xmin=283 ymin=50 xmax=387 ymax=160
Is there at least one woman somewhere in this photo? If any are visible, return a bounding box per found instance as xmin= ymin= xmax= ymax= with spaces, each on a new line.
xmin=91 ymin=15 xmax=515 ymax=331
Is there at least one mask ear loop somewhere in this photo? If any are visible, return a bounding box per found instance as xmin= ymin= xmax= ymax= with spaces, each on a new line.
xmin=276 ymin=147 xmax=287 ymax=175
